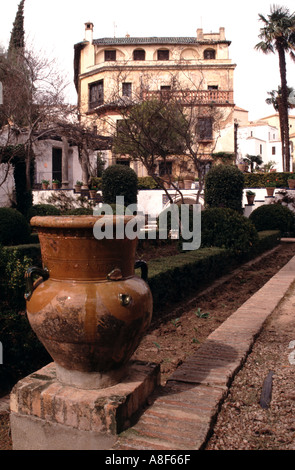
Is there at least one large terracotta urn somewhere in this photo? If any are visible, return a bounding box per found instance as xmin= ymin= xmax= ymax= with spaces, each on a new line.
xmin=25 ymin=216 xmax=153 ymax=389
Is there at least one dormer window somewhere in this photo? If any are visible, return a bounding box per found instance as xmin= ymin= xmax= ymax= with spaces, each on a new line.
xmin=133 ymin=49 xmax=145 ymax=61
xmin=157 ymin=49 xmax=169 ymax=61
xmin=204 ymin=49 xmax=216 ymax=60
xmin=105 ymin=50 xmax=116 ymax=61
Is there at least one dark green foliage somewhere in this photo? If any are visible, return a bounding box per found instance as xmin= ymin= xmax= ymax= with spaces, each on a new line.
xmin=201 ymin=207 xmax=259 ymax=253
xmin=147 ymin=230 xmax=280 ymax=313
xmin=0 ymin=309 xmax=51 ymax=391
xmin=138 ymin=176 xmax=159 ymax=190
xmin=0 ymin=244 xmax=50 ymax=391
xmin=26 ymin=204 xmax=61 ymax=221
xmin=113 ymin=98 xmax=187 ymax=162
xmin=102 ymin=164 xmax=138 ymax=206
xmin=0 ymin=208 xmax=31 ymax=245
xmin=64 ymin=207 xmax=93 ymax=215
xmin=1 ymin=144 xmax=35 ymax=216
xmin=8 ymin=0 xmax=25 ymax=53
xmin=249 ymin=203 xmax=295 ymax=234
xmin=13 ymin=156 xmax=34 ymax=216
xmin=243 ymin=172 xmax=292 ymax=188
xmin=4 ymin=243 xmax=41 ymax=266
xmin=0 ymin=246 xmax=31 ymax=310
xmin=204 ymin=165 xmax=245 ymax=213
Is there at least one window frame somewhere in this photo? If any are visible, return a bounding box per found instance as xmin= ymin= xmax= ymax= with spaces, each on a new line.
xmin=203 ymin=49 xmax=216 ymax=60
xmin=196 ymin=117 xmax=213 ymax=142
xmin=104 ymin=49 xmax=116 ymax=62
xmin=157 ymin=49 xmax=170 ymax=61
xmin=89 ymin=80 xmax=104 ymax=109
xmin=133 ymin=49 xmax=146 ymax=61
xmin=122 ymin=82 xmax=132 ymax=98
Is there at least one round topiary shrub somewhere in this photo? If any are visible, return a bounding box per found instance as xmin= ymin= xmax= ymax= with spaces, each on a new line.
xmin=102 ymin=164 xmax=138 ymax=207
xmin=0 ymin=208 xmax=31 ymax=246
xmin=204 ymin=165 xmax=245 ymax=213
xmin=249 ymin=203 xmax=295 ymax=234
xmin=201 ymin=207 xmax=259 ymax=253
xmin=26 ymin=204 xmax=61 ymax=221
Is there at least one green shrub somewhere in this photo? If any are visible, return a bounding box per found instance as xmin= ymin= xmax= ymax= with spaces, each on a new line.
xmin=249 ymin=203 xmax=295 ymax=234
xmin=102 ymin=164 xmax=138 ymax=206
xmin=0 ymin=246 xmax=32 ymax=309
xmin=201 ymin=207 xmax=259 ymax=253
xmin=147 ymin=230 xmax=279 ymax=313
xmin=90 ymin=177 xmax=102 ymax=189
xmin=147 ymin=247 xmax=233 ymax=310
xmin=64 ymin=207 xmax=93 ymax=215
xmin=204 ymin=165 xmax=245 ymax=213
xmin=0 ymin=208 xmax=31 ymax=245
xmin=138 ymin=177 xmax=159 ymax=190
xmin=0 ymin=308 xmax=51 ymax=391
xmin=244 ymin=172 xmax=291 ymax=188
xmin=26 ymin=203 xmax=61 ymax=221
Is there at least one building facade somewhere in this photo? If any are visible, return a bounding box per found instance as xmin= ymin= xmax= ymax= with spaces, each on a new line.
xmin=237 ymin=120 xmax=283 ymax=171
xmin=74 ymin=23 xmax=236 ymax=179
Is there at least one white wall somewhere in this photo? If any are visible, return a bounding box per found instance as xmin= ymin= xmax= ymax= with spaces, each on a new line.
xmin=0 ymin=164 xmax=14 ymax=207
xmin=237 ymin=124 xmax=282 ymax=171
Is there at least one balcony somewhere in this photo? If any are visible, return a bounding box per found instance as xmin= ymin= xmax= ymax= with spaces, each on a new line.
xmin=142 ymin=89 xmax=234 ymax=105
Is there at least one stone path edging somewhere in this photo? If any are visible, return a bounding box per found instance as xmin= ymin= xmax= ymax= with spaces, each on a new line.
xmin=113 ymin=255 xmax=295 ymax=450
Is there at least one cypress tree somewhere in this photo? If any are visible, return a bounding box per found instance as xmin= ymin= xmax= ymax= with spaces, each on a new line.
xmin=8 ymin=0 xmax=25 ymax=55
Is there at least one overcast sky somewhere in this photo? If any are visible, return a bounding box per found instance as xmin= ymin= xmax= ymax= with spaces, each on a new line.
xmin=1 ymin=0 xmax=295 ymax=121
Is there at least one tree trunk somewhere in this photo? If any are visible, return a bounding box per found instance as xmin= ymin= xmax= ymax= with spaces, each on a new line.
xmin=25 ymin=142 xmax=32 ymax=191
xmin=277 ymin=44 xmax=291 ymax=172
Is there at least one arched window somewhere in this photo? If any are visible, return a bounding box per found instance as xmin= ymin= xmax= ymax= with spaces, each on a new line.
xmin=133 ymin=49 xmax=145 ymax=61
xmin=204 ymin=49 xmax=216 ymax=60
xmin=157 ymin=49 xmax=169 ymax=61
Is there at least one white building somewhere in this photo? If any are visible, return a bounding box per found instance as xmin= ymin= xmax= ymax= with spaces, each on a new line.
xmin=237 ymin=120 xmax=283 ymax=171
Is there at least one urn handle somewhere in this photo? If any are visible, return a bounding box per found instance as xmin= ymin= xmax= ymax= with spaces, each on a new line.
xmin=24 ymin=266 xmax=49 ymax=301
xmin=134 ymin=260 xmax=148 ymax=282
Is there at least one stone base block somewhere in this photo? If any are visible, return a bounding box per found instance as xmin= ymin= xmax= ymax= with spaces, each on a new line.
xmin=10 ymin=360 xmax=160 ymax=450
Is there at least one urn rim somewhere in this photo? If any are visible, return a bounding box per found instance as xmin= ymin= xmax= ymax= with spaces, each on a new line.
xmin=30 ymin=215 xmax=135 ymax=229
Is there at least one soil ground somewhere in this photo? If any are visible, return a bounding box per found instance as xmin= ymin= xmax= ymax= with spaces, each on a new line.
xmin=1 ymin=241 xmax=295 ymax=450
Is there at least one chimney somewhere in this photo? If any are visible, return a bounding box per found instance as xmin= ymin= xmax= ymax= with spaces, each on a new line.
xmin=197 ymin=28 xmax=203 ymax=40
xmin=219 ymin=27 xmax=225 ymax=40
xmin=85 ymin=22 xmax=94 ymax=43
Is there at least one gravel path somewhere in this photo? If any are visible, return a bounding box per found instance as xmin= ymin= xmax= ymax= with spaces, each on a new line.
xmin=206 ymin=279 xmax=295 ymax=450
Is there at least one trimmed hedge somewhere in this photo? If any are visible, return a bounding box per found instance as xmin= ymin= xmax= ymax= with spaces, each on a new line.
xmin=244 ymin=172 xmax=294 ymax=188
xmin=249 ymin=203 xmax=295 ymax=235
xmin=204 ymin=165 xmax=244 ymax=213
xmin=201 ymin=207 xmax=259 ymax=254
xmin=0 ymin=208 xmax=31 ymax=246
xmin=26 ymin=204 xmax=61 ymax=221
xmin=145 ymin=230 xmax=280 ymax=312
xmin=102 ymin=164 xmax=138 ymax=206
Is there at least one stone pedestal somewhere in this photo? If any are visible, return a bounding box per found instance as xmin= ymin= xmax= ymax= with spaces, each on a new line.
xmin=10 ymin=361 xmax=160 ymax=450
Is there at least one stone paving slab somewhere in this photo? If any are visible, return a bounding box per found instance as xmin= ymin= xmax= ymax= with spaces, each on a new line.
xmin=113 ymin=254 xmax=295 ymax=450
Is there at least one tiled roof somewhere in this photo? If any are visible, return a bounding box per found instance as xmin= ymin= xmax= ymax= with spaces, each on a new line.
xmin=93 ymin=37 xmax=230 ymax=46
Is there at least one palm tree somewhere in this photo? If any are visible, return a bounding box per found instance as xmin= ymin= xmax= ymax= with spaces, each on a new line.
xmin=266 ymin=86 xmax=294 ymax=159
xmin=255 ymin=5 xmax=295 ymax=172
